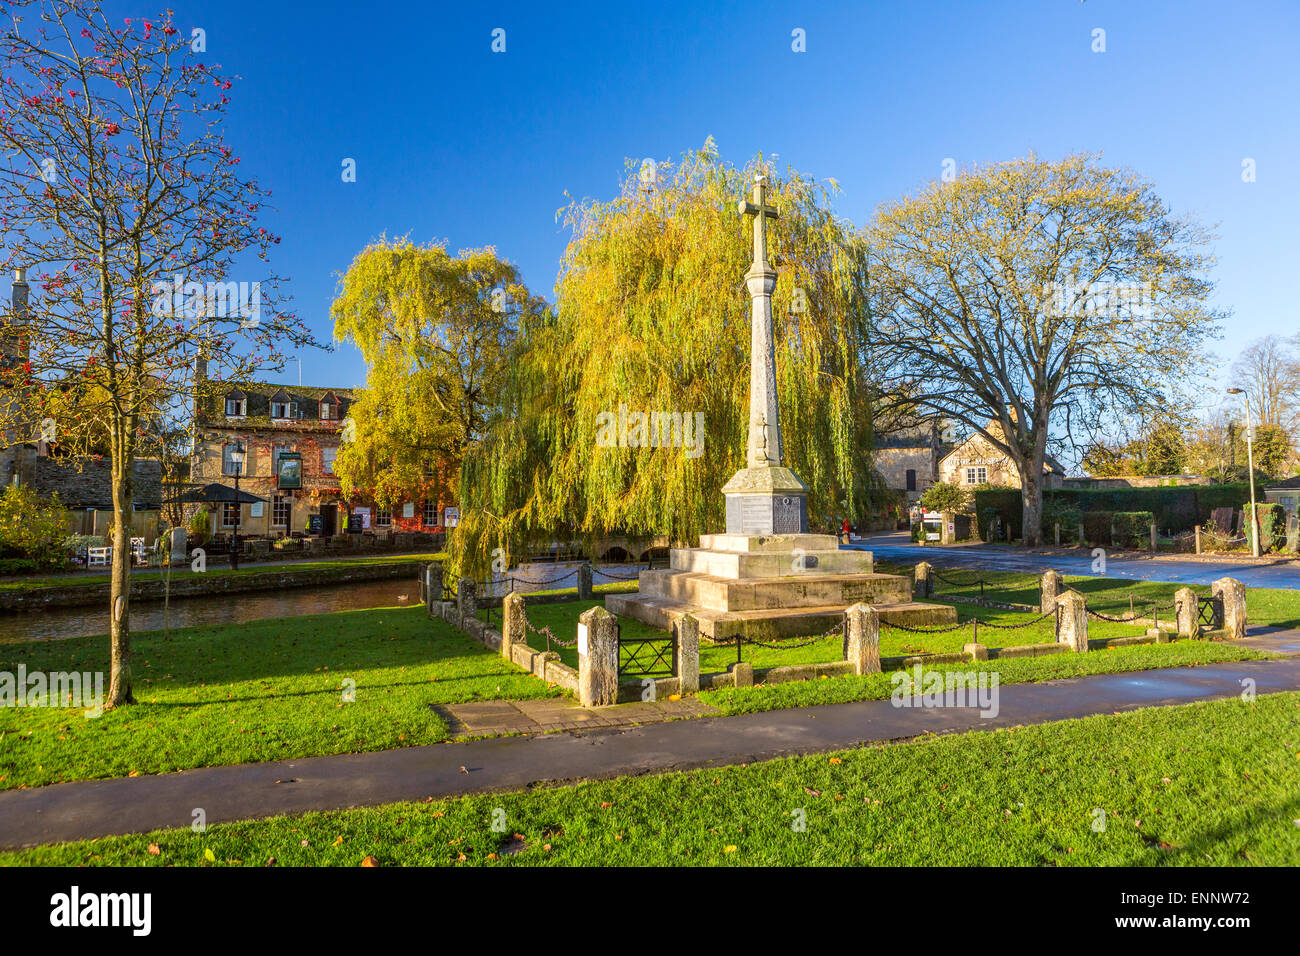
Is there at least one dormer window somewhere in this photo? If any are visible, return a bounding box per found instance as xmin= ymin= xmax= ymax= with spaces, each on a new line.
xmin=224 ymin=389 xmax=247 ymax=418
xmin=269 ymin=389 xmax=298 ymax=420
xmin=319 ymin=392 xmax=340 ymax=421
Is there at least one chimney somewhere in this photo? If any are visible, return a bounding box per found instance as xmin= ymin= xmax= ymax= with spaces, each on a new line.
xmin=7 ymin=269 xmax=29 ymax=363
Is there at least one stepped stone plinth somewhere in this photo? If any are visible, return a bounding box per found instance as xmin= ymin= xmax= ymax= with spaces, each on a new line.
xmin=606 ymin=533 xmax=955 ymax=642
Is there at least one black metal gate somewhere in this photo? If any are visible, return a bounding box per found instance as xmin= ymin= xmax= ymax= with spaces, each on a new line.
xmin=1198 ymin=595 xmax=1220 ymax=627
xmin=618 ymin=624 xmax=677 ymax=679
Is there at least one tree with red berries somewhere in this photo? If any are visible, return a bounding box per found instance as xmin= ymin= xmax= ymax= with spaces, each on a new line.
xmin=0 ymin=0 xmax=322 ymax=708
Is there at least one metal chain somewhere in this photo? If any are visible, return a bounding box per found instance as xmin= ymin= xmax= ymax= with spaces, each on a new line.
xmin=522 ymin=615 xmax=576 ymax=648
xmin=738 ymin=619 xmax=845 ymax=650
xmin=974 ymin=610 xmax=1056 ymax=630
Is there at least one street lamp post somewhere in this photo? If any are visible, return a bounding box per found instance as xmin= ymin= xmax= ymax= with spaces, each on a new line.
xmin=1226 ymin=388 xmax=1261 ymax=557
xmin=229 ymin=442 xmax=246 ymax=571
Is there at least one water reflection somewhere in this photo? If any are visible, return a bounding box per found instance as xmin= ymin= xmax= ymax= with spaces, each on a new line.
xmin=0 ymin=561 xmax=648 ymax=644
xmin=0 ymin=577 xmax=421 ymax=644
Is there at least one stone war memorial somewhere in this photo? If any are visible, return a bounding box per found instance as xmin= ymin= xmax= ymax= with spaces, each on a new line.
xmin=608 ymin=174 xmax=956 ymax=642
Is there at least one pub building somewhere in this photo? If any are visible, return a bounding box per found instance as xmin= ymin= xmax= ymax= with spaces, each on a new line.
xmin=188 ymin=360 xmax=454 ymax=539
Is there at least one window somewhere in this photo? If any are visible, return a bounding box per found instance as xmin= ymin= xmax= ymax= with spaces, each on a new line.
xmin=964 ymin=466 xmax=987 ymax=485
xmin=321 ymin=447 xmax=337 ymax=476
xmin=270 ymin=400 xmax=298 ymax=420
xmin=374 ymin=506 xmax=391 ymax=528
xmin=423 ymin=501 xmax=438 ymax=526
xmin=222 ymin=443 xmax=244 ymax=476
xmin=273 ymin=445 xmax=290 ymax=475
xmin=272 ymin=494 xmax=290 ymax=527
xmin=225 ymin=395 xmax=246 ymax=417
xmin=319 ymin=401 xmax=334 ymax=420
xmin=221 ymin=502 xmax=239 ymax=528
xmin=905 ymin=469 xmax=917 ymax=492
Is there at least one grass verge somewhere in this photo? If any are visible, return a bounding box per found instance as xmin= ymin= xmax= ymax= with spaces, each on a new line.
xmin=6 ymin=691 xmax=1297 ymax=866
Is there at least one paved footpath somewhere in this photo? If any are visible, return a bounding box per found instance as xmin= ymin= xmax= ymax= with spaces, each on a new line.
xmin=3 ymin=644 xmax=1300 ymax=849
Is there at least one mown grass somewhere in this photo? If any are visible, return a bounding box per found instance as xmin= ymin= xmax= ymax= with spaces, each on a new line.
xmin=0 ymin=551 xmax=447 ymax=592
xmin=7 ymin=691 xmax=1297 ymax=866
xmin=0 ymin=605 xmax=556 ymax=789
xmin=700 ymin=641 xmax=1274 ymax=714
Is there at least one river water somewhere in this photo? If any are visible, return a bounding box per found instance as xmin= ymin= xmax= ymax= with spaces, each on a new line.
xmin=0 ymin=561 xmax=647 ymax=644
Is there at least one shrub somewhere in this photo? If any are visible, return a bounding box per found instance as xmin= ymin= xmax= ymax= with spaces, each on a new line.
xmin=1111 ymin=511 xmax=1155 ymax=549
xmin=0 ymin=557 xmax=40 ymax=576
xmin=1244 ymin=502 xmax=1287 ymax=553
xmin=188 ymin=508 xmax=212 ymax=543
xmin=1040 ymin=497 xmax=1082 ymax=538
xmin=1082 ymin=511 xmax=1112 ymax=546
xmin=0 ymin=485 xmax=70 ymax=570
xmin=918 ymin=481 xmax=971 ymax=514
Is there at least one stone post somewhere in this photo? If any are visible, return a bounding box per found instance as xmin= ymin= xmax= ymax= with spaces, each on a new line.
xmin=578 ymin=561 xmax=594 ymax=600
xmin=914 ymin=561 xmax=933 ymax=599
xmin=1040 ymin=569 xmax=1063 ymax=615
xmin=1054 ymin=522 xmax=1060 ymax=547
xmin=1288 ymin=513 xmax=1299 ymax=553
xmin=426 ymin=563 xmax=443 ymax=614
xmin=577 ymin=605 xmax=619 ymax=707
xmin=456 ymin=577 xmax=477 ymax=629
xmin=502 ymin=592 xmax=525 ymax=660
xmin=1056 ymin=590 xmax=1088 ymax=652
xmin=1150 ymin=522 xmax=1158 ymax=552
xmin=675 ymin=613 xmax=700 ymax=694
xmin=843 ymin=603 xmax=881 ymax=676
xmin=1211 ymin=576 xmax=1247 ymax=640
xmin=1194 ymin=524 xmax=1202 ymax=555
xmin=1174 ymin=586 xmax=1198 ymax=639
xmin=169 ymin=526 xmax=187 ymax=567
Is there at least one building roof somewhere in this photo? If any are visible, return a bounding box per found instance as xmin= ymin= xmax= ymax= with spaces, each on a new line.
xmin=937 ymin=427 xmax=1066 ymax=475
xmin=199 ymin=381 xmax=360 ymax=429
xmin=1265 ymin=475 xmax=1300 ymax=491
xmin=33 ymin=456 xmax=162 ymax=510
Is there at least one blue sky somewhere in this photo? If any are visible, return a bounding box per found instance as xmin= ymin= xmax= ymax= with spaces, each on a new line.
xmin=103 ymin=0 xmax=1299 ymax=398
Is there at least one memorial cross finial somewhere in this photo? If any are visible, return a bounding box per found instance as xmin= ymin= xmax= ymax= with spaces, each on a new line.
xmin=737 ymin=173 xmax=779 ymax=268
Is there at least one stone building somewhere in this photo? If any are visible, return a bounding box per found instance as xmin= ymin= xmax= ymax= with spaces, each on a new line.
xmin=190 ymin=363 xmax=361 ymax=537
xmin=937 ymin=421 xmax=1065 ymax=490
xmin=190 ymin=362 xmax=453 ymax=537
xmin=872 ymin=421 xmax=943 ymax=504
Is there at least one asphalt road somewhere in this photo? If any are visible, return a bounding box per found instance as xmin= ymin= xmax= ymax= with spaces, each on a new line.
xmin=851 ymin=532 xmax=1300 ymax=590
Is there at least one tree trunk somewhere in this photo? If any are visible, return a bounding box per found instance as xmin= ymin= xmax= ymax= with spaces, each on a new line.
xmin=106 ymin=451 xmax=134 ymax=708
xmin=1021 ymin=469 xmax=1043 ymax=548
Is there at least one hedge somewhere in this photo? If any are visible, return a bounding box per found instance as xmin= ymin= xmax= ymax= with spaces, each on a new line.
xmin=1111 ymin=511 xmax=1155 ymax=549
xmin=974 ymin=483 xmax=1252 ymax=541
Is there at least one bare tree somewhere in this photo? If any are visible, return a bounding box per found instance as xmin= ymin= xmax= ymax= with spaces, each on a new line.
xmin=866 ymin=154 xmax=1222 ymax=545
xmin=0 ymin=1 xmax=322 ymax=707
xmin=1231 ymin=334 xmax=1300 ymax=432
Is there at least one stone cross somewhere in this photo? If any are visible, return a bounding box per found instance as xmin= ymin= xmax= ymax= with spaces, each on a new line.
xmin=738 ymin=174 xmax=780 ymax=267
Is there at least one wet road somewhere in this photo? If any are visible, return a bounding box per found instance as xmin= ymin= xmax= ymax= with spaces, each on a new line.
xmin=852 ymin=532 xmax=1300 ymax=590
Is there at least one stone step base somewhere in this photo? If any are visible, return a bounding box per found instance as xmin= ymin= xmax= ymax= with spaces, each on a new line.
xmin=669 ymin=546 xmax=873 ymax=579
xmin=639 ymin=568 xmax=910 ymax=612
xmin=604 ymin=592 xmax=956 ymax=642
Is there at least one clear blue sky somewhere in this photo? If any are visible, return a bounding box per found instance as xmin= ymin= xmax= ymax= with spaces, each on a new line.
xmin=105 ymin=0 xmax=1299 ymax=396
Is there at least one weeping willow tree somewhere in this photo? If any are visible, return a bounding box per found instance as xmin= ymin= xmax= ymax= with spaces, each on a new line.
xmin=452 ymin=143 xmax=874 ymax=576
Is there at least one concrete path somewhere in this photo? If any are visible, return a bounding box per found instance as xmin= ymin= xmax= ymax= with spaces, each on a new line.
xmin=852 ymin=532 xmax=1300 ymax=590
xmin=3 ymin=652 xmax=1299 ymax=849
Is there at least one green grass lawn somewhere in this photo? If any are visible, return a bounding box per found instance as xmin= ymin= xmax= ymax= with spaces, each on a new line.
xmin=0 ymin=552 xmax=447 ymax=592
xmin=8 ymin=691 xmax=1297 ymax=866
xmin=0 ymin=605 xmax=556 ymax=790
